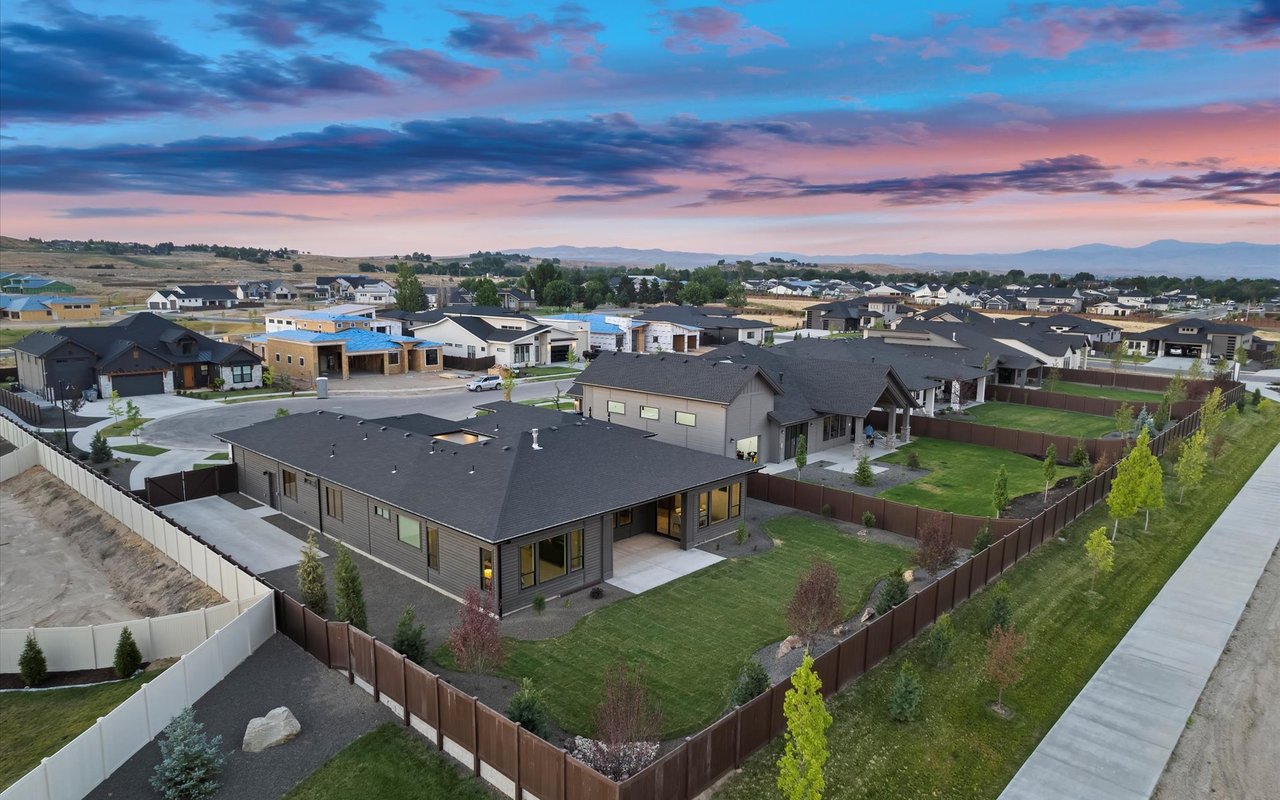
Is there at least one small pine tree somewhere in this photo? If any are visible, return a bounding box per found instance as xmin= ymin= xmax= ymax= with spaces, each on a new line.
xmin=991 ymin=465 xmax=1009 ymax=518
xmin=925 ymin=613 xmax=954 ymax=668
xmin=150 ymin=707 xmax=226 ymax=800
xmin=984 ymin=580 xmax=1013 ymax=635
xmin=776 ymin=654 xmax=832 ymax=800
xmin=19 ymin=634 xmax=47 ymax=687
xmin=297 ymin=532 xmax=327 ymax=614
xmin=1042 ymin=444 xmax=1058 ymax=502
xmin=90 ymin=430 xmax=113 ymax=463
xmin=1252 ymin=387 xmax=1263 ymax=407
xmin=730 ymin=658 xmax=771 ymax=707
xmin=794 ymin=434 xmax=807 ymax=476
xmin=906 ymin=449 xmax=921 ymax=470
xmin=392 ymin=605 xmax=428 ymax=665
xmin=114 ymin=627 xmax=143 ymax=678
xmin=888 ymin=662 xmax=924 ymax=723
xmin=854 ymin=455 xmax=874 ymax=487
xmin=333 ymin=544 xmax=367 ymax=630
xmin=1153 ymin=396 xmax=1171 ymax=431
xmin=507 ymin=678 xmax=552 ymax=739
xmin=971 ymin=525 xmax=993 ymax=552
xmin=1084 ymin=526 xmax=1114 ymax=593
xmin=875 ymin=572 xmax=909 ymax=615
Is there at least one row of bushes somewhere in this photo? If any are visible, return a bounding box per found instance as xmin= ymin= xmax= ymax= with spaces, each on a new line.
xmin=18 ymin=626 xmax=143 ymax=687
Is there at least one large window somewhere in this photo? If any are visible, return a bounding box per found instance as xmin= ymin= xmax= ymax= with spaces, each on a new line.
xmin=397 ymin=515 xmax=421 ymax=548
xmin=388 ymin=351 xmax=400 ymax=365
xmin=480 ymin=547 xmax=494 ymax=591
xmin=675 ymin=411 xmax=696 ymax=427
xmin=514 ymin=343 xmax=532 ymax=363
xmin=518 ymin=530 xmax=585 ymax=589
xmin=607 ymin=400 xmax=625 ymax=416
xmin=282 ymin=469 xmax=297 ymax=500
xmin=231 ymin=365 xmax=253 ymax=383
xmin=324 ymin=486 xmax=343 ymax=520
xmin=823 ymin=415 xmax=848 ymax=441
xmin=640 ymin=405 xmax=659 ymax=420
xmin=698 ymin=483 xmax=742 ymax=528
xmin=427 ymin=527 xmax=439 ymax=569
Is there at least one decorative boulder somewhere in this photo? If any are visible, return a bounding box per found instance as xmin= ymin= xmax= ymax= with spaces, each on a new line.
xmin=860 ymin=607 xmax=875 ymax=624
xmin=902 ymin=569 xmax=915 ymax=584
xmin=776 ymin=635 xmax=804 ymax=660
xmin=242 ymin=707 xmax=301 ymax=752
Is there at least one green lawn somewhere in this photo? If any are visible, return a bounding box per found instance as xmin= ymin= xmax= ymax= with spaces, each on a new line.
xmin=113 ymin=443 xmax=168 ymax=456
xmin=219 ymin=392 xmax=314 ymax=405
xmin=518 ymin=365 xmax=578 ymax=378
xmin=878 ymin=438 xmax=1045 ymax=516
xmin=192 ymin=462 xmax=220 ymax=470
xmin=283 ymin=724 xmax=489 ymax=800
xmin=518 ymin=397 xmax=576 ymax=410
xmin=0 ymin=327 xmax=52 ymax=348
xmin=491 ymin=517 xmax=908 ymax=738
xmin=183 ymin=386 xmax=282 ymax=401
xmin=205 ymin=452 xmax=229 ymax=460
xmin=0 ymin=669 xmax=167 ymax=789
xmin=99 ymin=417 xmax=151 ymax=437
xmin=1049 ymin=381 xmax=1162 ymax=403
xmin=958 ymin=402 xmax=1115 ymax=439
xmin=716 ymin=402 xmax=1280 ymax=800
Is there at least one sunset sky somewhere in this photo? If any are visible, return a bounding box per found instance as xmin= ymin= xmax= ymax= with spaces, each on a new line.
xmin=1 ymin=0 xmax=1277 ymax=256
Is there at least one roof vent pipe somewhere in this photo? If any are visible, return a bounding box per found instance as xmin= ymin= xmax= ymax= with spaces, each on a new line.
xmin=531 ymin=428 xmax=542 ymax=450
xmin=952 ymin=332 xmax=957 ymax=342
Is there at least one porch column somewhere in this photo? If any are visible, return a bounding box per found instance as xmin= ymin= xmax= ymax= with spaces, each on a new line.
xmin=926 ymin=388 xmax=936 ymax=416
xmin=951 ymin=380 xmax=962 ymax=410
xmin=382 ymin=352 xmax=390 ymax=375
xmin=888 ymin=406 xmax=898 ymax=446
xmin=903 ymin=406 xmax=912 ymax=443
xmin=976 ymin=375 xmax=988 ymax=403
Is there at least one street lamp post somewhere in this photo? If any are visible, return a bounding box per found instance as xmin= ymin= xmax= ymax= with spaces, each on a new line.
xmin=56 ymin=381 xmax=70 ymax=453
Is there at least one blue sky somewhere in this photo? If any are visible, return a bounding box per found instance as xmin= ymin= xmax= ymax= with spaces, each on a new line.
xmin=1 ymin=0 xmax=1276 ymax=255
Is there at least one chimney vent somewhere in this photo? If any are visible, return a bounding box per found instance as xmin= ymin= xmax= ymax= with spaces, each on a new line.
xmin=531 ymin=428 xmax=542 ymax=450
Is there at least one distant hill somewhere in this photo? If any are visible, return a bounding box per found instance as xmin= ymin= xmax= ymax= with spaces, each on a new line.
xmin=515 ymin=240 xmax=1280 ymax=279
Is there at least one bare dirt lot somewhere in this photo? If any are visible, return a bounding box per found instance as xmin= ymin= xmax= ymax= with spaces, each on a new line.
xmin=0 ymin=467 xmax=223 ymax=628
xmin=1155 ymin=543 xmax=1280 ymax=800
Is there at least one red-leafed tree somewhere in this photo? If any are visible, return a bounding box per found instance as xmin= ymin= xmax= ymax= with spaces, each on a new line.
xmin=786 ymin=559 xmax=842 ymax=647
xmin=915 ymin=515 xmax=955 ymax=577
xmin=448 ymin=587 xmax=505 ymax=674
xmin=984 ymin=624 xmax=1027 ymax=715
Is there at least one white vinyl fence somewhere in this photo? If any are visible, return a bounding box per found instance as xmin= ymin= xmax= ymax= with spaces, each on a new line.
xmin=0 ymin=417 xmax=277 ymax=800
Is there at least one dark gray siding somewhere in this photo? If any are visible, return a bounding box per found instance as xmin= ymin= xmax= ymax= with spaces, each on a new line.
xmin=433 ymin=525 xmax=484 ymax=601
xmin=317 ymin=480 xmax=371 ymax=552
xmin=685 ymin=478 xmax=747 ymax=547
xmin=367 ymin=503 xmax=434 ymax=582
xmin=234 ymin=446 xmax=275 ymax=507
xmin=499 ymin=515 xmax=604 ymax=612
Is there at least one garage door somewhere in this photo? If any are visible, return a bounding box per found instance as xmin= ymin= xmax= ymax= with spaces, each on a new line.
xmin=550 ymin=344 xmax=572 ymax=362
xmin=111 ymin=372 xmax=165 ymax=397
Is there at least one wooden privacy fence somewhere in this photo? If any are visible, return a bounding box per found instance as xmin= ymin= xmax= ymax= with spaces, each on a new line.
xmin=985 ymin=384 xmax=1202 ymax=421
xmin=145 ymin=463 xmax=237 ymax=506
xmin=0 ymin=387 xmax=41 ymax=426
xmin=868 ymin=409 xmax=1128 ymax=465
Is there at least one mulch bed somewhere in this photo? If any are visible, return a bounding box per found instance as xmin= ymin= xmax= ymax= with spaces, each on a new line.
xmin=0 ymin=663 xmax=149 ymax=690
xmin=1004 ymin=476 xmax=1080 ymax=520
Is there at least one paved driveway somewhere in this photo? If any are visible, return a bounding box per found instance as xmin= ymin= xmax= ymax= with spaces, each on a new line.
xmin=163 ymin=495 xmax=325 ymax=573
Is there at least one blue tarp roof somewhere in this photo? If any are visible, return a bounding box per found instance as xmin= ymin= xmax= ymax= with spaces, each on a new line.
xmin=251 ymin=329 xmax=443 ymax=353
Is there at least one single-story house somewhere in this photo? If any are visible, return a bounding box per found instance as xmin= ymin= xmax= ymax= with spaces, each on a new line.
xmin=0 ymin=294 xmax=100 ymax=321
xmin=1020 ymin=287 xmax=1084 ymax=313
xmin=1123 ymin=319 xmax=1255 ymax=360
xmin=264 ymin=306 xmax=396 ymax=335
xmin=406 ymin=306 xmax=567 ymax=369
xmin=0 ymin=274 xmax=76 ymax=294
xmin=246 ymin=329 xmax=443 ymax=383
xmin=218 ymin=402 xmax=759 ymax=615
xmin=633 ymin=306 xmax=773 ymax=348
xmin=1010 ymin=313 xmax=1122 ymax=346
xmin=237 ymin=280 xmax=300 ymax=302
xmin=12 ymin=312 xmax=261 ymax=398
xmin=146 ymin=285 xmax=238 ymax=310
xmin=804 ymin=297 xmax=901 ymax=331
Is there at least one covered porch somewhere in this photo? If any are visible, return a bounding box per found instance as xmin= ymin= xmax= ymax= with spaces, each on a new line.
xmin=606 ymin=534 xmax=723 ymax=594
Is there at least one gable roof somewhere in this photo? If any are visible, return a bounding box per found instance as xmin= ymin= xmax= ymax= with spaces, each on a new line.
xmin=1128 ymin=318 xmax=1254 ymax=341
xmin=171 ymin=285 xmax=238 ymax=301
xmin=775 ymin=337 xmax=990 ymax=390
xmin=217 ymin=403 xmax=758 ymax=543
xmin=634 ymin=305 xmax=770 ymax=329
xmin=575 ymin=351 xmax=779 ymax=404
xmin=13 ymin=312 xmax=259 ymax=367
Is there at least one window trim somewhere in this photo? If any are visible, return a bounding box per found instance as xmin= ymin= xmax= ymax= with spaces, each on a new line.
xmin=569 ymin=529 xmax=584 ymax=572
xmin=427 ymin=527 xmax=439 ymax=569
xmin=607 ymin=400 xmax=625 ymax=416
xmin=675 ymin=411 xmax=696 ymax=427
xmin=324 ymin=485 xmax=343 ymax=521
xmin=639 ymin=405 xmax=659 ymax=421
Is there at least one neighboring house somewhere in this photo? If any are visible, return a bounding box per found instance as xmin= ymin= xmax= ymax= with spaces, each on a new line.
xmin=804 ymin=297 xmax=900 ymax=331
xmin=218 ymin=402 xmax=758 ymax=615
xmin=1090 ymin=301 xmax=1139 ymax=317
xmin=915 ymin=304 xmax=986 ymax=325
xmin=246 ymin=329 xmax=442 ymax=383
xmin=406 ymin=306 xmax=565 ymax=368
xmin=265 ymin=306 xmax=396 ymax=335
xmin=865 ymin=319 xmax=1053 ymax=387
xmin=315 ymin=275 xmax=393 ymax=301
xmin=0 ymin=294 xmax=99 ymax=321
xmin=146 ymin=285 xmax=238 ymax=310
xmin=425 ymin=285 xmax=470 ymax=309
xmin=572 ymin=349 xmax=917 ymax=464
xmin=633 ymin=306 xmax=772 ymax=348
xmin=1123 ymin=318 xmax=1255 ymax=360
xmin=0 ymin=274 xmax=76 ymax=294
xmin=1021 ymin=287 xmax=1084 ymax=313
xmin=237 ymin=280 xmax=299 ymax=302
xmin=1011 ymin=313 xmax=1122 ymax=346
xmin=499 ymin=287 xmax=537 ymax=311
xmin=352 ymin=281 xmax=394 ymax=305
xmin=906 ymin=310 xmax=1085 ymax=369
xmin=983 ymin=293 xmax=1021 ymax=311
xmin=12 ymin=312 xmax=261 ymax=398
xmin=536 ymin=313 xmax=628 ymax=355
xmin=865 ymin=283 xmax=913 ymax=299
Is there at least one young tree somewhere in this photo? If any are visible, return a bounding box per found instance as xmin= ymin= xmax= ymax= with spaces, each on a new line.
xmin=126 ymin=399 xmax=142 ymax=423
xmin=991 ymin=465 xmax=1009 ymax=518
xmin=1252 ymin=387 xmax=1263 ymax=407
xmin=854 ymin=455 xmax=874 ymax=487
xmin=1072 ymin=439 xmax=1093 ymax=487
xmin=19 ymin=634 xmax=47 ymax=687
xmin=149 ymin=707 xmax=226 ymax=800
xmin=449 ymin=587 xmax=505 ymax=673
xmin=1186 ymin=357 xmax=1206 ymax=398
xmin=777 ymin=653 xmax=832 ymax=800
xmin=393 ymin=263 xmax=427 ymax=312
xmin=1045 ymin=367 xmax=1061 ymax=393
xmin=1084 ymin=526 xmax=1114 ymax=593
xmin=925 ymin=613 xmax=955 ymax=668
xmin=984 ymin=625 xmax=1027 ymax=716
xmin=1198 ymin=387 xmax=1227 ymax=447
xmin=1165 ymin=370 xmax=1187 ymax=405
xmin=1042 ymin=444 xmax=1058 ymax=501
xmin=984 ymin=580 xmax=1013 ymax=635
xmin=914 ymin=515 xmax=955 ymax=576
xmin=297 ymin=532 xmax=327 ymax=613
xmin=114 ymin=627 xmax=143 ymax=678
xmin=595 ymin=659 xmax=662 ymax=749
xmin=793 ymin=433 xmax=807 ymax=476
xmin=1153 ymin=395 xmax=1171 ymax=431
xmin=1106 ymin=448 xmax=1141 ymax=541
xmin=1130 ymin=427 xmax=1164 ymax=530
xmin=1113 ymin=401 xmax=1135 ymax=440
xmin=1109 ymin=347 xmax=1124 ymax=372
xmin=730 ymin=659 xmax=771 ymax=707
xmin=333 ymin=544 xmax=367 ymax=630
xmin=90 ymin=430 xmax=113 ymax=463
xmin=107 ymin=389 xmax=123 ymax=420
xmin=888 ymin=662 xmax=924 ymax=723
xmin=786 ymin=559 xmax=842 ymax=647
xmin=507 ymin=678 xmax=552 ymax=739
xmin=1174 ymin=429 xmax=1208 ymax=503
xmin=971 ymin=525 xmax=993 ymax=552
xmin=501 ymin=367 xmax=517 ymax=402
xmin=392 ymin=605 xmax=428 ymax=665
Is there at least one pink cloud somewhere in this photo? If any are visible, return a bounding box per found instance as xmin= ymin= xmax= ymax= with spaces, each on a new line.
xmin=661 ymin=6 xmax=787 ymax=56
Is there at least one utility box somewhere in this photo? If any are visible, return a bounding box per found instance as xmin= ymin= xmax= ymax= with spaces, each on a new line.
xmin=316 ymin=376 xmax=328 ymax=399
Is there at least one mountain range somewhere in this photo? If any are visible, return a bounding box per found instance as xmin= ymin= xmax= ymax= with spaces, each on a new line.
xmin=514 ymin=240 xmax=1279 ymax=279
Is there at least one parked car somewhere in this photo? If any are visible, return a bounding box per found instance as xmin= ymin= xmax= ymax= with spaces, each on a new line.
xmin=466 ymin=375 xmax=502 ymax=392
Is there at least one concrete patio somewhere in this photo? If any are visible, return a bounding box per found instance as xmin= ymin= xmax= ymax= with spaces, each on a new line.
xmin=760 ymin=440 xmax=901 ymax=476
xmin=607 ymin=534 xmax=723 ymax=594
xmin=163 ymin=495 xmax=324 ymax=573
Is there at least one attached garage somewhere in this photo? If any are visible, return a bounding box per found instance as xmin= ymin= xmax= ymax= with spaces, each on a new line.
xmin=111 ymin=372 xmax=165 ymax=397
xmin=550 ymin=344 xmax=572 ymax=362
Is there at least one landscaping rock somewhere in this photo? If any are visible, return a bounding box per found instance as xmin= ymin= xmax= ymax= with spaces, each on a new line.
xmin=860 ymin=607 xmax=875 ymax=624
xmin=242 ymin=706 xmax=301 ymax=752
xmin=902 ymin=569 xmax=915 ymax=583
xmin=776 ymin=635 xmax=803 ymax=659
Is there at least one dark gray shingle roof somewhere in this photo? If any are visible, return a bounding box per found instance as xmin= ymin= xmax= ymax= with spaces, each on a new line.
xmin=575 ymin=351 xmax=778 ymax=404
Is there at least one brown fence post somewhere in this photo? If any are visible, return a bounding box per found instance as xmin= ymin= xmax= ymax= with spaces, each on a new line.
xmin=371 ymin=636 xmax=380 ymax=704
xmin=733 ymin=707 xmax=743 ymax=769
xmin=435 ymin=680 xmax=444 ymax=749
xmin=473 ymin=700 xmax=481 ymax=777
xmin=346 ymin=622 xmax=354 ymax=684
xmin=401 ymin=654 xmax=410 ymax=725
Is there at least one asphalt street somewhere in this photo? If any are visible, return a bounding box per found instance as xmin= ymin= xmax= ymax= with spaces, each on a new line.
xmin=140 ymin=380 xmax=574 ymax=450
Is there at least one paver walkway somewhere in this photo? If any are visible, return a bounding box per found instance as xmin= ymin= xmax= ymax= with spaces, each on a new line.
xmin=1000 ymin=443 xmax=1280 ymax=800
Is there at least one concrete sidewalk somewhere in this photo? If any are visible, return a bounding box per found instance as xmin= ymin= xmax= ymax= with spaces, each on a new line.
xmin=164 ymin=495 xmax=324 ymax=573
xmin=1000 ymin=443 xmax=1280 ymax=800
